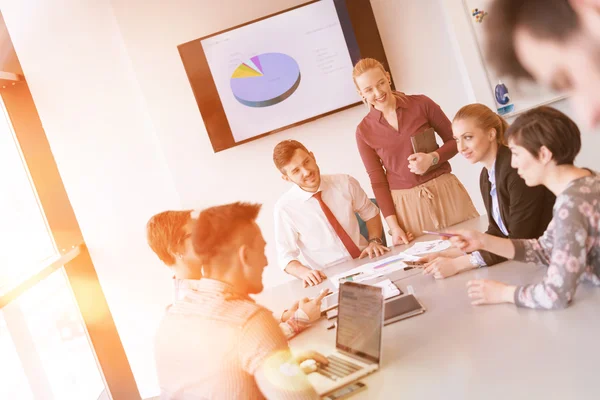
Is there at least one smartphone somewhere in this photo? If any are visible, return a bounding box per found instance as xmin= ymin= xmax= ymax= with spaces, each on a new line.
xmin=384 ymin=294 xmax=426 ymax=326
xmin=323 ymin=382 xmax=367 ymax=400
xmin=422 ymin=230 xmax=458 ymax=237
xmin=404 ymin=260 xmax=425 ymax=266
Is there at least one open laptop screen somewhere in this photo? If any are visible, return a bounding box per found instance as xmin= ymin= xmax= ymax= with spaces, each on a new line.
xmin=336 ymin=282 xmax=383 ymax=364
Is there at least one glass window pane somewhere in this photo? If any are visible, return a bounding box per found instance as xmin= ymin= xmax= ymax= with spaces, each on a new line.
xmin=0 ymin=98 xmax=57 ymax=295
xmin=0 ymin=314 xmax=34 ymax=399
xmin=0 ymin=268 xmax=106 ymax=399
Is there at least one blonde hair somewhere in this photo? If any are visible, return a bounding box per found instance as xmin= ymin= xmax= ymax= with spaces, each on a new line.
xmin=453 ymin=103 xmax=508 ymax=146
xmin=352 ymin=58 xmax=405 ymax=110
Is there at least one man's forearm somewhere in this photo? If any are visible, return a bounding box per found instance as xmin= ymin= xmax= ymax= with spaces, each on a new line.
xmin=284 ymin=260 xmax=310 ymax=279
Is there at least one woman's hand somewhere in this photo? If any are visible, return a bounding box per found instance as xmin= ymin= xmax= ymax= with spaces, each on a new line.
xmin=417 ymin=252 xmax=441 ymax=264
xmin=423 ymin=257 xmax=462 ymax=279
xmin=448 ymin=230 xmax=485 ymax=253
xmin=391 ymin=227 xmax=414 ymax=245
xmin=466 ymin=279 xmax=516 ymax=305
xmin=407 ymin=152 xmax=434 ymax=175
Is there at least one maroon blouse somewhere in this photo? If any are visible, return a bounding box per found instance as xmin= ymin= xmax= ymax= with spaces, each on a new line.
xmin=355 ymin=93 xmax=458 ymax=218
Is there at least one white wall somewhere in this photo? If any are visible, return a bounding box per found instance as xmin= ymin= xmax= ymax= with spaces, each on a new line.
xmin=108 ymin=0 xmax=481 ymax=290
xmin=2 ymin=0 xmax=598 ymax=397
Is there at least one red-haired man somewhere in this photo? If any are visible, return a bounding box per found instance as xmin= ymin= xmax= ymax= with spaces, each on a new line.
xmin=152 ymin=203 xmax=327 ymax=399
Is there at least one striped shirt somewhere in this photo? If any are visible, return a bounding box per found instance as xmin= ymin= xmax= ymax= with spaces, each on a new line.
xmin=172 ymin=279 xmax=310 ymax=339
xmin=155 ymin=279 xmax=318 ymax=399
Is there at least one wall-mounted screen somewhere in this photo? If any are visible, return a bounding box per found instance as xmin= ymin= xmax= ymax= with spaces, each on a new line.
xmin=178 ymin=0 xmax=393 ymax=152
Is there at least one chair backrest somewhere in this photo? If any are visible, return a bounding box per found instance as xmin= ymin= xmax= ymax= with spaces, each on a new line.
xmin=355 ymin=198 xmax=387 ymax=246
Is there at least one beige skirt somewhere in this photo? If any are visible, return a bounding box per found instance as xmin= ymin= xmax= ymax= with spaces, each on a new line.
xmin=391 ymin=173 xmax=479 ymax=237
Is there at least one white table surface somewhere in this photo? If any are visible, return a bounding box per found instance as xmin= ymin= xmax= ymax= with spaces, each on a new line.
xmin=255 ymin=216 xmax=600 ymax=399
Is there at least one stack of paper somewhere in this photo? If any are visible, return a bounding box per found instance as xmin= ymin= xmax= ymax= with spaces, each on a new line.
xmin=373 ymin=279 xmax=401 ymax=299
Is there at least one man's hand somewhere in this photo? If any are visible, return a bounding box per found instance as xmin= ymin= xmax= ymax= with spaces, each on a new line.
xmin=423 ymin=257 xmax=462 ymax=279
xmin=408 ymin=152 xmax=434 ymax=175
xmin=293 ymin=350 xmax=329 ymax=368
xmin=359 ymin=241 xmax=391 ymax=259
xmin=390 ymin=227 xmax=415 ymax=245
xmin=298 ymin=288 xmax=331 ymax=323
xmin=466 ymin=279 xmax=516 ymax=305
xmin=300 ymin=268 xmax=327 ymax=288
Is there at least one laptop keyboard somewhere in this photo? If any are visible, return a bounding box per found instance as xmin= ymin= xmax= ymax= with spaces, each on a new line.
xmin=317 ymin=354 xmax=363 ymax=381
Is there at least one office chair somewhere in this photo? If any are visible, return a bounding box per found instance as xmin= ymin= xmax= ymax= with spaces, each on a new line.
xmin=355 ymin=198 xmax=387 ymax=247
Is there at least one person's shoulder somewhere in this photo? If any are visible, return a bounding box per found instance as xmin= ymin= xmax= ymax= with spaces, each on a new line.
xmin=326 ymin=173 xmax=359 ymax=189
xmin=356 ymin=112 xmax=376 ymax=137
xmin=404 ymin=93 xmax=435 ymax=106
xmin=274 ymin=186 xmax=297 ymax=214
xmin=168 ymin=291 xmax=265 ymax=325
xmin=241 ymin=304 xmax=285 ymax=337
xmin=563 ymin=172 xmax=600 ymax=202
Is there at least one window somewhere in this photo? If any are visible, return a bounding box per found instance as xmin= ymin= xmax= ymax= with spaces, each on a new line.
xmin=0 ymin=97 xmax=57 ymax=296
xmin=1 ymin=269 xmax=106 ymax=399
xmin=0 ymin=78 xmax=140 ymax=399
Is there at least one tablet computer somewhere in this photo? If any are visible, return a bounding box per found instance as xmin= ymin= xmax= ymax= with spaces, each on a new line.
xmin=384 ymin=294 xmax=425 ymax=326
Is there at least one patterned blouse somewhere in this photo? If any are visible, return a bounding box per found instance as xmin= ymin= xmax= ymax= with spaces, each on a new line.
xmin=511 ymin=173 xmax=600 ymax=309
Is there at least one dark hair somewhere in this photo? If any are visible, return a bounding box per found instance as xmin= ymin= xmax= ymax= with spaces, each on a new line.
xmin=273 ymin=140 xmax=310 ymax=173
xmin=192 ymin=202 xmax=261 ymax=264
xmin=485 ymin=0 xmax=580 ymax=79
xmin=146 ymin=210 xmax=192 ymax=266
xmin=506 ymin=106 xmax=581 ymax=165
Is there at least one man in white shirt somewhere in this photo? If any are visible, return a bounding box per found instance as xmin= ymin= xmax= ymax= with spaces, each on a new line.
xmin=273 ymin=140 xmax=390 ymax=287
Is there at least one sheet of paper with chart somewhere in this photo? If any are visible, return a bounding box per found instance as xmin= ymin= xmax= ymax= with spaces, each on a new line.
xmin=328 ymin=252 xmax=421 ymax=289
xmin=403 ymin=239 xmax=452 ymax=256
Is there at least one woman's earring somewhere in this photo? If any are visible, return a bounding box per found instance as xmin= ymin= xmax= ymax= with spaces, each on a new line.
xmin=176 ymin=253 xmax=183 ymax=260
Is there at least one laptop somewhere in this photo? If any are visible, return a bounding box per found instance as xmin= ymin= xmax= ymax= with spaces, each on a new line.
xmin=307 ymin=281 xmax=384 ymax=396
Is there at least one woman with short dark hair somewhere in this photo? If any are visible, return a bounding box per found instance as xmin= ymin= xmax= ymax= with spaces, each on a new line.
xmin=450 ymin=106 xmax=600 ymax=309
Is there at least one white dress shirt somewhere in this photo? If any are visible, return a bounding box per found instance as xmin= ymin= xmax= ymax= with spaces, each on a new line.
xmin=274 ymin=174 xmax=380 ymax=271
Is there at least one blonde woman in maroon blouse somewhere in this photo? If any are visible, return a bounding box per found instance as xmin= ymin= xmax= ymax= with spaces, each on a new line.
xmin=353 ymin=58 xmax=478 ymax=244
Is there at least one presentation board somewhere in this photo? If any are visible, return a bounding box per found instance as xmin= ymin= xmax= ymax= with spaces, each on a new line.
xmin=179 ymin=0 xmax=392 ymax=152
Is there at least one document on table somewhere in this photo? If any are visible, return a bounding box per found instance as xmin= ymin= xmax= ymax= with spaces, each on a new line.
xmin=329 ymin=252 xmax=421 ymax=288
xmin=403 ymin=239 xmax=452 ymax=256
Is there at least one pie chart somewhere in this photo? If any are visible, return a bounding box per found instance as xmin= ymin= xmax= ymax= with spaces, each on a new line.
xmin=230 ymin=53 xmax=301 ymax=108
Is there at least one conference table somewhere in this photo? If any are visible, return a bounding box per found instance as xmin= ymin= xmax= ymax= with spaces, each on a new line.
xmin=256 ymin=216 xmax=600 ymax=399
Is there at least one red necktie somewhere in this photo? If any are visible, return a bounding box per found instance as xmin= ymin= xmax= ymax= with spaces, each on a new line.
xmin=313 ymin=191 xmax=361 ymax=259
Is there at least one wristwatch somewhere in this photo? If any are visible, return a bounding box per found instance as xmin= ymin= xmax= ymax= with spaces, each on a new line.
xmin=369 ymin=237 xmax=383 ymax=245
xmin=431 ymin=154 xmax=439 ymax=166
